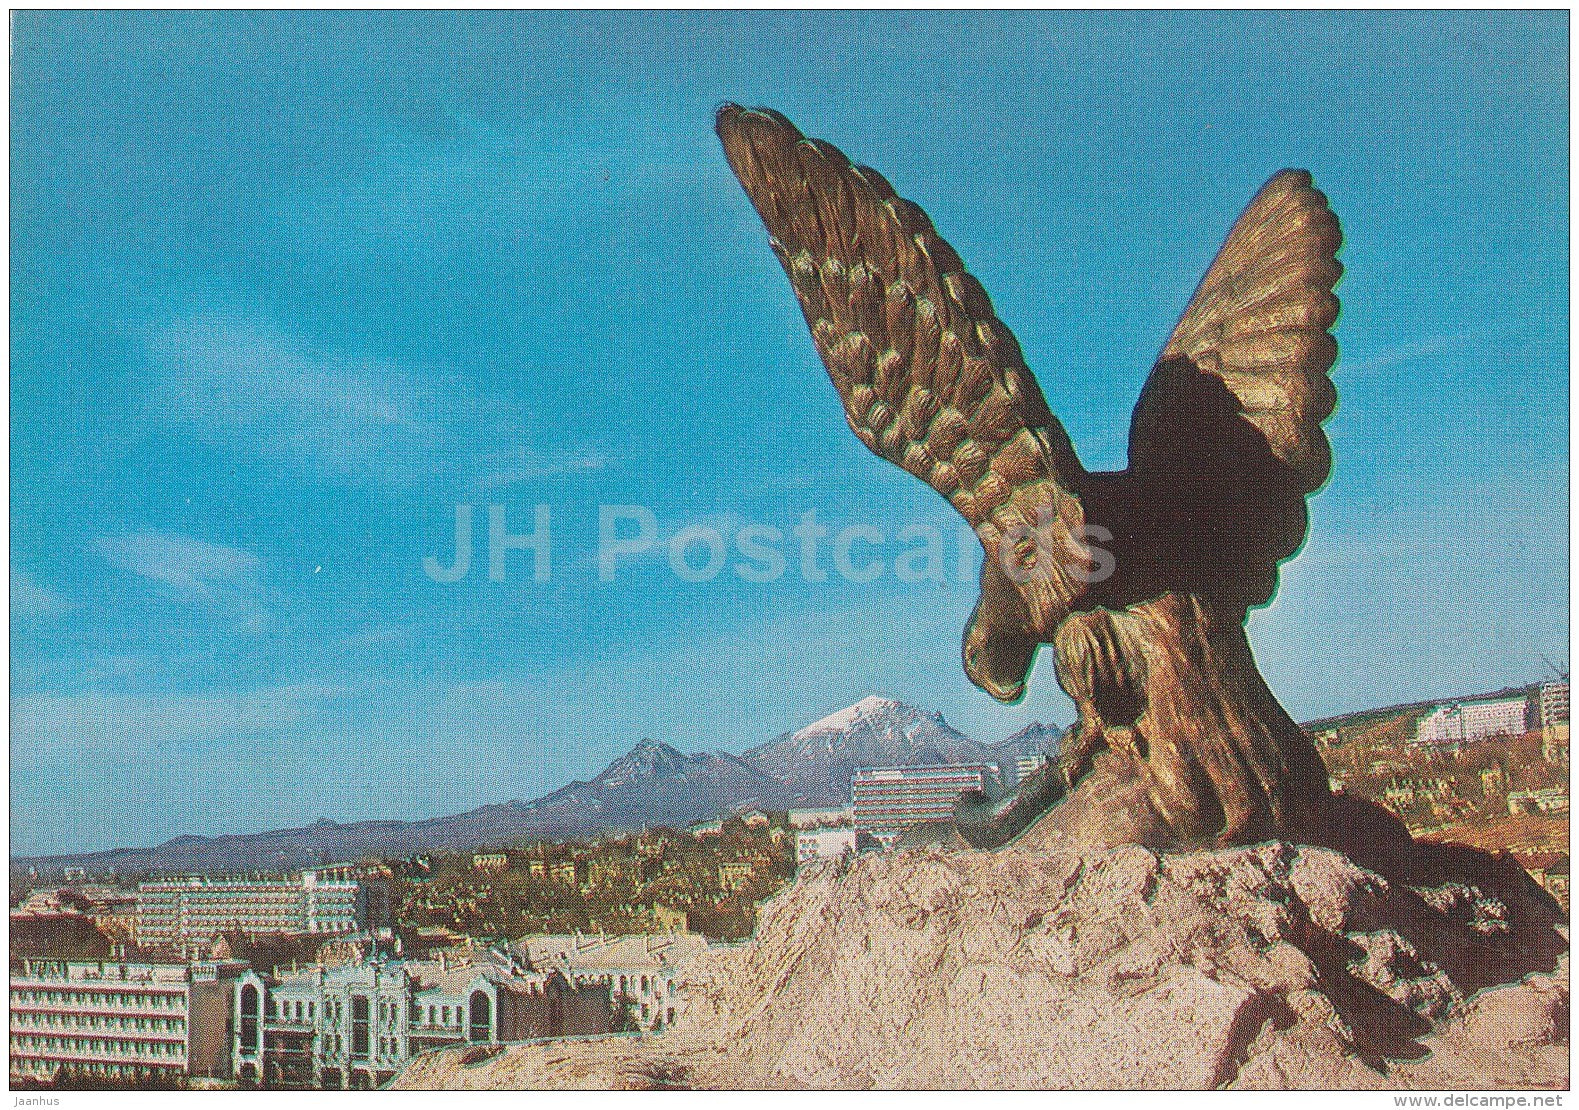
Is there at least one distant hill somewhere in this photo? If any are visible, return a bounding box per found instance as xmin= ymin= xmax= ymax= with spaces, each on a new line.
xmin=509 ymin=739 xmax=792 ymax=833
xmin=13 ymin=698 xmax=1062 ymax=878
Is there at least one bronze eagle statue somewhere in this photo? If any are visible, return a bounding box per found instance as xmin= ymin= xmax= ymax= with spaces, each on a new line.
xmin=717 ymin=105 xmax=1342 ymax=848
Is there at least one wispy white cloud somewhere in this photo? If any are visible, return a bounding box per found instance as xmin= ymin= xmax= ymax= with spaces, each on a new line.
xmin=474 ymin=448 xmax=608 ymax=491
xmin=140 ymin=311 xmax=606 ymax=490
xmin=270 ymin=114 xmax=712 ymax=271
xmin=92 ymin=530 xmax=271 ymax=633
xmin=93 ymin=531 xmax=258 ymax=597
xmin=1338 ymin=331 xmax=1471 ymax=376
xmin=143 ymin=313 xmax=462 ymax=483
xmin=337 ymin=623 xmax=408 ymax=651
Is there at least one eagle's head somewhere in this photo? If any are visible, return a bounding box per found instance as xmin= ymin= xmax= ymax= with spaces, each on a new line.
xmin=962 ymin=553 xmax=1042 ymax=704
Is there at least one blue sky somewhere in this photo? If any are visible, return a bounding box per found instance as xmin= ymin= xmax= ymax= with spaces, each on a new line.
xmin=11 ymin=11 xmax=1568 ymax=855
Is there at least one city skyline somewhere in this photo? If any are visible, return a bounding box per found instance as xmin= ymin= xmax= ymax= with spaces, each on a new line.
xmin=12 ymin=11 xmax=1569 ymax=855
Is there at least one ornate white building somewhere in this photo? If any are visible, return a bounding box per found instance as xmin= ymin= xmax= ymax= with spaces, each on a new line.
xmin=232 ymin=947 xmax=610 ymax=1089
xmin=796 ymin=827 xmax=857 ymax=868
xmin=511 ymin=931 xmax=711 ymax=1032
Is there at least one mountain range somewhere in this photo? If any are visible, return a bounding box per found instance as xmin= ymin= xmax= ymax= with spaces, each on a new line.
xmin=13 ymin=697 xmax=1062 ymax=878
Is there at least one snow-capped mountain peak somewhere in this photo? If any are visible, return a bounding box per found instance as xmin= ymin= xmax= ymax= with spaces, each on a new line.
xmin=792 ymin=695 xmax=906 ymax=739
xmin=744 ymin=696 xmax=995 ymax=804
xmin=18 ymin=699 xmax=1061 ymax=874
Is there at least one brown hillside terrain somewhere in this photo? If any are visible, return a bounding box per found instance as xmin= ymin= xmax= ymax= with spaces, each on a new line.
xmin=1421 ymin=815 xmax=1568 ymax=860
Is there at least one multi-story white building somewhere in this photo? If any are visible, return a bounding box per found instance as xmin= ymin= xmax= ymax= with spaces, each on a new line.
xmin=512 ymin=932 xmax=711 ymax=1032
xmin=1540 ymin=680 xmax=1570 ymax=727
xmin=1507 ymin=787 xmax=1570 ymax=816
xmin=796 ymin=827 xmax=857 ymax=868
xmin=852 ymin=764 xmax=987 ymax=843
xmin=1540 ymin=680 xmax=1570 ymax=767
xmin=10 ymin=957 xmax=246 ymax=1085
xmin=1413 ymin=696 xmax=1531 ymax=747
xmin=1015 ymin=754 xmax=1052 ymax=781
xmin=136 ymin=867 xmax=385 ymax=951
xmin=787 ymin=806 xmax=853 ymax=829
xmin=232 ymin=948 xmax=609 ymax=1089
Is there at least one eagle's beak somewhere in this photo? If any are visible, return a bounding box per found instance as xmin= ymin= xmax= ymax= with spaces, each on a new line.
xmin=978 ymin=671 xmax=1027 ymax=705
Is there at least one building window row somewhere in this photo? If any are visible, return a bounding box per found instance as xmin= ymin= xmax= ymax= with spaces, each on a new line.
xmin=12 ymin=1011 xmax=184 ymax=1035
xmin=12 ymin=989 xmax=183 ymax=1010
xmin=14 ymin=1058 xmax=174 ymax=1080
xmin=615 ymin=974 xmax=664 ymax=996
xmin=11 ymin=1034 xmax=185 ymax=1059
xmin=269 ymin=999 xmax=315 ymax=1022
xmin=420 ymin=1004 xmax=461 ymax=1026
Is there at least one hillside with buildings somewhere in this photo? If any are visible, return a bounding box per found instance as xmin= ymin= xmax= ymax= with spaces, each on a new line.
xmin=390 ymin=816 xmax=796 ymax=941
xmin=9 ymin=850 xmax=732 ymax=1090
xmin=9 ymin=679 xmax=1567 ymax=1090
xmin=1312 ymin=678 xmax=1569 ymax=907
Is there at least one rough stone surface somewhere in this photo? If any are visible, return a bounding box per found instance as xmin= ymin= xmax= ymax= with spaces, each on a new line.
xmin=394 ymin=811 xmax=1567 ymax=1091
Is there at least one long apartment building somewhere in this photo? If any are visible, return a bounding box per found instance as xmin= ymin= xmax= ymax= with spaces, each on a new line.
xmin=10 ymin=957 xmax=247 ymax=1085
xmin=232 ymin=948 xmax=610 ymax=1089
xmin=137 ymin=866 xmax=384 ymax=951
xmin=852 ymin=764 xmax=987 ymax=844
xmin=1016 ymin=754 xmax=1052 ymax=781
xmin=1413 ymin=696 xmax=1532 ymax=747
xmin=511 ymin=931 xmax=711 ymax=1032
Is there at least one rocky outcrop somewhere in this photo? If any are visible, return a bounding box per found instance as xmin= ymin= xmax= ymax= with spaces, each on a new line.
xmin=393 ymin=783 xmax=1566 ymax=1090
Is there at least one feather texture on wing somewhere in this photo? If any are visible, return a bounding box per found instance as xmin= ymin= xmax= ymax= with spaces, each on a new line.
xmin=1114 ymin=170 xmax=1343 ymax=612
xmin=716 ymin=105 xmax=1088 ymax=614
xmin=717 ymin=104 xmax=1345 ymax=696
xmin=1145 ymin=170 xmax=1342 ymax=494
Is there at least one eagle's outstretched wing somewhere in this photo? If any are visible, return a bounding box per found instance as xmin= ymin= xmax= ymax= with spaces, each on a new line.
xmin=716 ymin=105 xmax=1089 ymax=646
xmin=1115 ymin=171 xmax=1342 ymax=613
xmin=1150 ymin=170 xmax=1341 ymax=491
